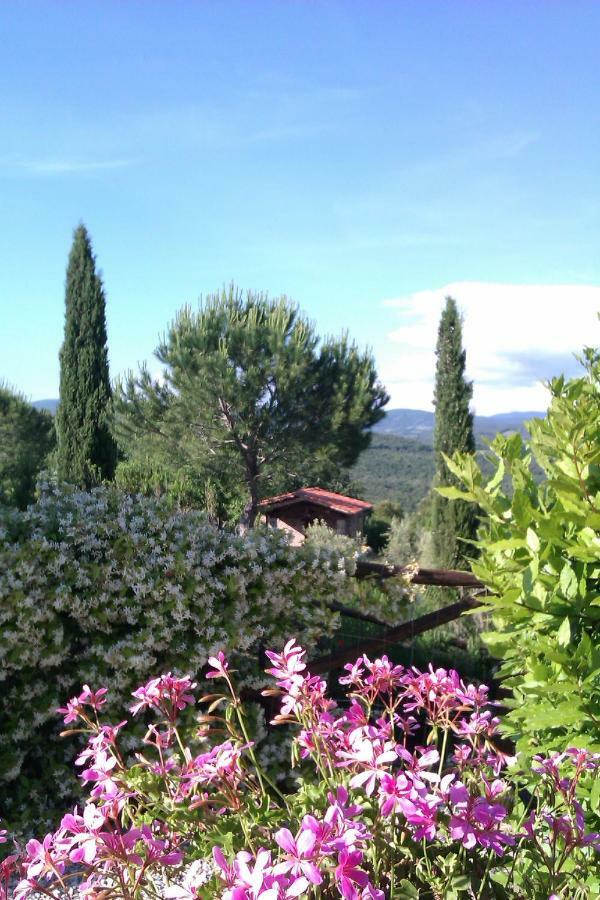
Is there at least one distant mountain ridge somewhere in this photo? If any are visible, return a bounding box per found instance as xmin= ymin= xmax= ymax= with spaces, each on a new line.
xmin=33 ymin=399 xmax=544 ymax=442
xmin=32 ymin=399 xmax=59 ymax=413
xmin=355 ymin=409 xmax=546 ymax=509
xmin=31 ymin=398 xmax=541 ymax=511
xmin=373 ymin=408 xmax=544 ymax=443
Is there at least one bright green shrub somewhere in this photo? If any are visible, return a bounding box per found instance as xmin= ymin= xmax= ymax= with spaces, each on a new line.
xmin=440 ymin=348 xmax=600 ymax=760
xmin=363 ymin=500 xmax=403 ymax=553
xmin=303 ymin=519 xmax=363 ymax=564
xmin=0 ymin=483 xmax=343 ymax=827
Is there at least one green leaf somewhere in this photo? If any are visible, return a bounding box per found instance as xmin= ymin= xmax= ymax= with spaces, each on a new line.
xmin=436 ymin=485 xmax=471 ymax=501
xmin=484 ymin=537 xmax=526 ymax=551
xmin=526 ymin=700 xmax=583 ymax=728
xmin=557 ymin=616 xmax=571 ymax=647
xmin=450 ymin=873 xmax=472 ymax=891
xmin=395 ymin=880 xmax=418 ymax=899
xmin=485 ymin=458 xmax=505 ymax=492
xmin=560 ymin=563 xmax=578 ymax=599
xmin=526 ymin=527 xmax=540 ymax=553
xmin=512 ymin=489 xmax=531 ymax=527
xmin=591 ymin=776 xmax=600 ymax=812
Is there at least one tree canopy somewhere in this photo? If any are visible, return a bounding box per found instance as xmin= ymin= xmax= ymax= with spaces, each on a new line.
xmin=114 ymin=285 xmax=388 ymax=524
xmin=56 ymin=224 xmax=116 ymax=487
xmin=0 ymin=385 xmax=55 ymax=508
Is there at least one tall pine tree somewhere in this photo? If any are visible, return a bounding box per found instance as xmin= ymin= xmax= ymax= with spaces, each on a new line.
xmin=56 ymin=224 xmax=116 ymax=487
xmin=114 ymin=285 xmax=388 ymax=525
xmin=431 ymin=297 xmax=477 ymax=568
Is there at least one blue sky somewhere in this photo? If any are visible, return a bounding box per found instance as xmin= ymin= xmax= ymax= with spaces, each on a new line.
xmin=1 ymin=1 xmax=599 ymax=413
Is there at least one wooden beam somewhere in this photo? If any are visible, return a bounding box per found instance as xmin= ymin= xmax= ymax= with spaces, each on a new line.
xmin=353 ymin=560 xmax=485 ymax=589
xmin=325 ymin=599 xmax=389 ymax=627
xmin=321 ymin=563 xmax=487 ymax=634
xmin=309 ymin=593 xmax=483 ymax=675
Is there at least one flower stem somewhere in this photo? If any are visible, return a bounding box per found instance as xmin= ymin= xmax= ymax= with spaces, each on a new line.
xmin=476 ymin=850 xmax=493 ymax=900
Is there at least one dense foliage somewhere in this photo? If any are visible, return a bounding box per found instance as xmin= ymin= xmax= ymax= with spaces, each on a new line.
xmin=351 ymin=433 xmax=435 ymax=512
xmin=0 ymin=484 xmax=344 ymax=827
xmin=113 ymin=456 xmax=222 ymax=519
xmin=3 ymin=642 xmax=600 ymax=898
xmin=362 ymin=501 xmax=404 ymax=554
xmin=431 ymin=298 xmax=477 ymax=569
xmin=0 ymin=386 xmax=55 ymax=509
xmin=56 ymin=224 xmax=116 ymax=487
xmin=440 ymin=347 xmax=600 ymax=761
xmin=114 ymin=286 xmax=388 ymax=525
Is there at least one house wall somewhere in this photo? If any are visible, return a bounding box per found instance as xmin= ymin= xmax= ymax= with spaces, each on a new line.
xmin=270 ymin=517 xmax=305 ymax=546
xmin=263 ymin=501 xmax=364 ymax=544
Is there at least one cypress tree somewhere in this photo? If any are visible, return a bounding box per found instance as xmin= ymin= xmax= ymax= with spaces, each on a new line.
xmin=56 ymin=224 xmax=116 ymax=487
xmin=431 ymin=296 xmax=477 ymax=568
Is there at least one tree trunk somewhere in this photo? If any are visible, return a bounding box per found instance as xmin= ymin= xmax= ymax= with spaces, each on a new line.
xmin=240 ymin=458 xmax=260 ymax=529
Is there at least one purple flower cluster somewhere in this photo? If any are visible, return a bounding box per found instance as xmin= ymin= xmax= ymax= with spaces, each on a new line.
xmin=261 ymin=639 xmax=517 ymax=858
xmin=11 ymin=812 xmax=181 ymax=898
xmin=527 ymin=748 xmax=600 ymax=853
xmin=213 ymin=788 xmax=382 ymax=899
xmin=1 ymin=640 xmax=599 ymax=899
xmin=130 ymin=673 xmax=197 ymax=722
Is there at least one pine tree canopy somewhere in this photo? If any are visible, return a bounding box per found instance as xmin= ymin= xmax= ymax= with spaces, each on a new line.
xmin=56 ymin=224 xmax=116 ymax=487
xmin=114 ymin=285 xmax=388 ymax=525
xmin=431 ymin=296 xmax=478 ymax=568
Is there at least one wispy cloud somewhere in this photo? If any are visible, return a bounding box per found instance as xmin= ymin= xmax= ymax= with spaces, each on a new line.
xmin=126 ymin=81 xmax=363 ymax=152
xmin=397 ymin=129 xmax=541 ymax=179
xmin=237 ymin=83 xmax=366 ymax=105
xmin=483 ymin=350 xmax=583 ymax=386
xmin=382 ymin=282 xmax=600 ymax=414
xmin=244 ymin=120 xmax=336 ymax=145
xmin=477 ymin=130 xmax=540 ymax=160
xmin=6 ymin=158 xmax=138 ymax=176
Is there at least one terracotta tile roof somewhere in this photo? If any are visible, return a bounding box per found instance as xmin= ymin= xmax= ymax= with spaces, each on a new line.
xmin=258 ymin=487 xmax=372 ymax=516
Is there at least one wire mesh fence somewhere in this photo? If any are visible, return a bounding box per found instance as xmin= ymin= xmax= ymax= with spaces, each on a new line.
xmin=246 ymin=564 xmax=491 ymax=713
xmin=310 ymin=563 xmax=491 ymax=697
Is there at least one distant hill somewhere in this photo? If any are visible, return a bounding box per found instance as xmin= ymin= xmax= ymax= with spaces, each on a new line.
xmin=351 ymin=433 xmax=435 ymax=511
xmin=30 ymin=399 xmax=541 ymax=512
xmin=32 ymin=399 xmax=542 ymax=438
xmin=373 ymin=408 xmax=544 ymax=444
xmin=355 ymin=408 xmax=546 ymax=510
xmin=32 ymin=399 xmax=59 ymax=414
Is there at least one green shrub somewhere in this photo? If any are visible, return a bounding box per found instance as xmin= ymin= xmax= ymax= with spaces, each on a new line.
xmin=363 ymin=500 xmax=403 ymax=553
xmin=440 ymin=347 xmax=600 ymax=760
xmin=0 ymin=385 xmax=55 ymax=509
xmin=303 ymin=519 xmax=363 ymax=565
xmin=0 ymin=483 xmax=343 ymax=828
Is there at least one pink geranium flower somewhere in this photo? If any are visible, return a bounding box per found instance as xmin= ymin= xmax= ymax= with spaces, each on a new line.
xmin=57 ymin=685 xmax=108 ymax=724
xmin=207 ymin=651 xmax=230 ymax=679
xmin=398 ymin=795 xmax=441 ymax=841
xmin=265 ymin=639 xmax=306 ymax=687
xmin=24 ymin=832 xmax=67 ymax=881
xmin=273 ymin=827 xmax=322 ymax=885
xmin=337 ymin=737 xmax=397 ymax=796
xmin=130 ymin=673 xmax=196 ymax=722
xmin=334 ymin=849 xmax=369 ymax=899
xmin=449 ymin=782 xmax=515 ymax=855
xmin=378 ymin=772 xmax=414 ymax=817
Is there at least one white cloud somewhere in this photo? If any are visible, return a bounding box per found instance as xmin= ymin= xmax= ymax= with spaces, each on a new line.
xmin=383 ymin=282 xmax=600 ymax=415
